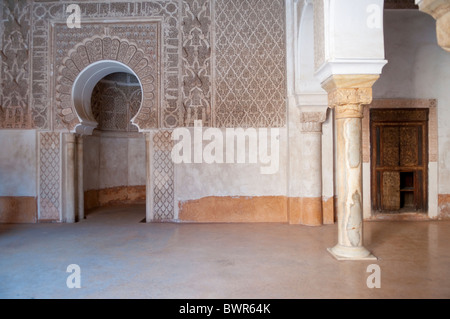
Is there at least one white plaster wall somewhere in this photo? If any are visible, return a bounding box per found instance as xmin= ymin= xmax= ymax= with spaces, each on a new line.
xmin=128 ymin=137 xmax=146 ymax=186
xmin=373 ymin=10 xmax=450 ymax=195
xmin=288 ymin=98 xmax=303 ymax=198
xmin=331 ymin=0 xmax=385 ymax=60
xmin=0 ymin=130 xmax=37 ymax=197
xmin=175 ymin=128 xmax=288 ymax=202
xmin=84 ymin=133 xmax=146 ymax=191
xmin=83 ymin=135 xmax=100 ymax=191
xmin=321 ymin=112 xmax=335 ymax=201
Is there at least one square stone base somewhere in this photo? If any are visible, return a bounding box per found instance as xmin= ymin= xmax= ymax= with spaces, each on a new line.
xmin=327 ymin=248 xmax=378 ymax=261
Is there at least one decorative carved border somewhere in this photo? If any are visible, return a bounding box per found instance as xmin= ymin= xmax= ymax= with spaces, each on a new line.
xmin=31 ymin=1 xmax=180 ymax=131
xmin=38 ymin=131 xmax=61 ymax=221
xmin=55 ymin=34 xmax=159 ymax=131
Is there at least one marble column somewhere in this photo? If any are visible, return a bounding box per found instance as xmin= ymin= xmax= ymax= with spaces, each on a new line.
xmin=322 ymin=75 xmax=378 ymax=260
xmin=76 ymin=135 xmax=84 ymax=221
xmin=298 ymin=110 xmax=327 ymax=226
xmin=416 ymin=0 xmax=450 ymax=52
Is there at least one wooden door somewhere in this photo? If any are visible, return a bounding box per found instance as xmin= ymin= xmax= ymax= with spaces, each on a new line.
xmin=371 ymin=109 xmax=428 ymax=213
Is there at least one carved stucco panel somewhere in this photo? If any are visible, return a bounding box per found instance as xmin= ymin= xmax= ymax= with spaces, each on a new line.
xmin=54 ymin=34 xmax=159 ymax=131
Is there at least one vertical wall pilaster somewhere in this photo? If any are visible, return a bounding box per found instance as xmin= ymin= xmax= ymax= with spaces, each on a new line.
xmin=62 ymin=133 xmax=76 ymax=223
xmin=294 ymin=110 xmax=327 ymax=226
xmin=76 ymin=135 xmax=84 ymax=221
xmin=145 ymin=132 xmax=154 ymax=223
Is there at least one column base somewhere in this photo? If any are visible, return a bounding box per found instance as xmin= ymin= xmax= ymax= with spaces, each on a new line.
xmin=327 ymin=245 xmax=377 ymax=261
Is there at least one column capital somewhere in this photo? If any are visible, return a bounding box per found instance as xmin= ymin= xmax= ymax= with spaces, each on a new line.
xmin=300 ymin=109 xmax=328 ymax=133
xmin=321 ymin=74 xmax=379 ymax=119
xmin=416 ymin=0 xmax=450 ymax=52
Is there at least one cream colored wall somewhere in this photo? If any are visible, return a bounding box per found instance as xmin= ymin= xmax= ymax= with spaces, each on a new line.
xmin=373 ymin=10 xmax=450 ymax=196
xmin=174 ymin=127 xmax=288 ymax=205
xmin=0 ymin=130 xmax=37 ymax=197
xmin=83 ymin=132 xmax=146 ymax=191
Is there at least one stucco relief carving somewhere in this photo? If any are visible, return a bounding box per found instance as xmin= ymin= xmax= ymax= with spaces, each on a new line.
xmin=55 ymin=36 xmax=158 ymax=131
xmin=2 ymin=0 xmax=287 ymax=130
xmin=0 ymin=1 xmax=32 ymax=129
xmin=214 ymin=0 xmax=286 ymax=128
xmin=329 ymin=88 xmax=373 ymax=106
xmin=39 ymin=132 xmax=61 ymax=221
xmin=152 ymin=130 xmax=175 ymax=221
xmin=32 ymin=1 xmax=179 ymax=130
xmin=300 ymin=111 xmax=327 ymax=133
xmin=181 ymin=0 xmax=212 ymax=127
xmin=322 ymin=75 xmax=379 ymax=120
xmin=91 ymin=77 xmax=142 ymax=132
xmin=328 ymin=88 xmax=373 ymax=117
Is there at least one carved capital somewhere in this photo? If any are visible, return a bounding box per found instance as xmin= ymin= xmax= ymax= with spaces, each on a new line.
xmin=321 ymin=75 xmax=378 ymax=119
xmin=417 ymin=0 xmax=450 ymax=52
xmin=300 ymin=110 xmax=328 ymax=133
xmin=334 ymin=103 xmax=365 ymax=119
xmin=328 ymin=88 xmax=373 ymax=108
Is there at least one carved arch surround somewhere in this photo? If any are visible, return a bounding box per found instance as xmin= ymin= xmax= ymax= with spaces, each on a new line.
xmin=55 ymin=36 xmax=159 ymax=133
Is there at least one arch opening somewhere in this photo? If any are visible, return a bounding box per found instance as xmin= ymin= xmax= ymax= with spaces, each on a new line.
xmin=82 ymin=69 xmax=147 ymax=217
xmin=72 ymin=60 xmax=144 ymax=135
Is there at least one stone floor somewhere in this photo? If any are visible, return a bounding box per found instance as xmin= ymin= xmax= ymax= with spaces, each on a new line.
xmin=0 ymin=204 xmax=449 ymax=299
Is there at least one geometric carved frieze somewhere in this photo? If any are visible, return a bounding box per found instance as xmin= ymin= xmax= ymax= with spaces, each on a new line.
xmin=214 ymin=0 xmax=287 ymax=128
xmin=39 ymin=132 xmax=61 ymax=221
xmin=55 ymin=35 xmax=158 ymax=131
xmin=152 ymin=130 xmax=175 ymax=221
xmin=19 ymin=0 xmax=285 ymax=131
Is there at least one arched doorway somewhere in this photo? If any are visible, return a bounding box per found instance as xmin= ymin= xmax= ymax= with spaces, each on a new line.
xmin=82 ymin=71 xmax=146 ymax=219
xmin=56 ymin=56 xmax=156 ymax=223
xmin=54 ymin=36 xmax=160 ymax=223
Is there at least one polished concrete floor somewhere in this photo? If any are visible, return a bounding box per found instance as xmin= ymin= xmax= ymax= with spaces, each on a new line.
xmin=0 ymin=204 xmax=449 ymax=299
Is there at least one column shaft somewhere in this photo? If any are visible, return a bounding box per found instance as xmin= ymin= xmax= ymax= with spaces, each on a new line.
xmin=322 ymin=75 xmax=379 ymax=260
xmin=332 ymin=107 xmax=369 ymax=257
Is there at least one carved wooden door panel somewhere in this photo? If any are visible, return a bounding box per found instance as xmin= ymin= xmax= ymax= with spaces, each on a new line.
xmin=371 ymin=109 xmax=428 ymax=213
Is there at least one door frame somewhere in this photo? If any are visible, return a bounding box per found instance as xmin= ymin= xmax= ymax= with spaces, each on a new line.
xmin=361 ymin=99 xmax=438 ymax=219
